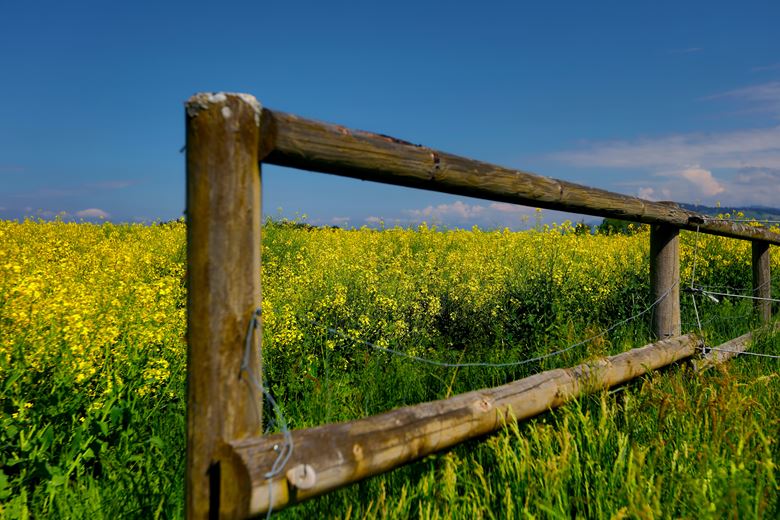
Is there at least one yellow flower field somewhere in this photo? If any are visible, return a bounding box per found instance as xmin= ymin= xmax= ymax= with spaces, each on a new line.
xmin=1 ymin=218 xmax=778 ymax=518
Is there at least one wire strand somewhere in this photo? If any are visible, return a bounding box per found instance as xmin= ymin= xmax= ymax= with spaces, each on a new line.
xmin=682 ymin=311 xmax=754 ymax=330
xmin=241 ymin=308 xmax=293 ymax=520
xmin=700 ymin=289 xmax=780 ymax=303
xmin=709 ymin=346 xmax=780 ymax=359
xmin=685 ymin=223 xmax=780 ymax=359
xmin=689 ymin=225 xmax=705 ymax=354
xmin=693 ymin=279 xmax=771 ymax=294
xmin=310 ymin=280 xmax=678 ymax=370
xmin=703 ymin=217 xmax=780 ymax=224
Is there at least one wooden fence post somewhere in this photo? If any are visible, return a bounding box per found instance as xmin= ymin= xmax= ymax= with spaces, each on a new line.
xmin=752 ymin=240 xmax=771 ymax=323
xmin=650 ymin=224 xmax=681 ymax=338
xmin=186 ymin=93 xmax=263 ymax=519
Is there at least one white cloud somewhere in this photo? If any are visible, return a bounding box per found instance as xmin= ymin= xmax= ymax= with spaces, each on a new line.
xmin=404 ymin=200 xmax=488 ymax=221
xmin=634 ymin=166 xmax=724 ymax=202
xmin=734 ymin=166 xmax=780 ymax=184
xmin=712 ymin=81 xmax=780 ymax=117
xmin=724 ymin=167 xmax=780 ymax=206
xmin=677 ymin=167 xmax=725 ymax=197
xmin=365 ymin=216 xmax=383 ymax=224
xmin=330 ymin=216 xmax=350 ymax=226
xmin=403 ymin=200 xmax=540 ymax=225
xmin=400 ymin=200 xmax=581 ymax=229
xmin=552 ymin=126 xmax=780 ymax=169
xmin=627 ymin=166 xmax=780 ymax=207
xmin=487 ymin=202 xmax=533 ymax=214
xmin=551 ymin=82 xmax=780 ymax=172
xmin=76 ymin=208 xmax=110 ymax=219
xmin=550 ymin=117 xmax=780 ymax=206
xmin=638 ymin=187 xmax=656 ymax=200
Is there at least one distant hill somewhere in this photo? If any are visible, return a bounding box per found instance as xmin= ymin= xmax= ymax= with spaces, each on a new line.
xmin=679 ymin=203 xmax=780 ymax=221
xmin=596 ymin=203 xmax=780 ymax=235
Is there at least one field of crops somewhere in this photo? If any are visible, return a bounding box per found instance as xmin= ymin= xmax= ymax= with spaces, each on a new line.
xmin=1 ymin=218 xmax=779 ymax=518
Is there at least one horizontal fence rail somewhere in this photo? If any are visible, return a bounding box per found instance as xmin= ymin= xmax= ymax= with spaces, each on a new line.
xmin=259 ymin=109 xmax=780 ymax=245
xmin=226 ymin=334 xmax=700 ymax=515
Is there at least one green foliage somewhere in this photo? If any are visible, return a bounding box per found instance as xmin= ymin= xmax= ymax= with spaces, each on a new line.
xmin=282 ymin=340 xmax=780 ymax=519
xmin=0 ymin=220 xmax=778 ymax=518
xmin=598 ymin=218 xmax=648 ymax=236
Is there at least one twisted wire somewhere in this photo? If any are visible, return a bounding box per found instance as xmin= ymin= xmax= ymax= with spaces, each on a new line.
xmin=310 ymin=280 xmax=678 ymax=370
xmin=241 ymin=308 xmax=293 ymax=519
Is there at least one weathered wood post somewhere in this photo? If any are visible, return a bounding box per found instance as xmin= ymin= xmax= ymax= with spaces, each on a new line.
xmin=186 ymin=93 xmax=263 ymax=519
xmin=752 ymin=240 xmax=771 ymax=323
xmin=650 ymin=224 xmax=681 ymax=338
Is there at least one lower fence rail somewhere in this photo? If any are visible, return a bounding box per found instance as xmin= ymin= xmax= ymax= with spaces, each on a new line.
xmin=220 ymin=333 xmax=716 ymax=516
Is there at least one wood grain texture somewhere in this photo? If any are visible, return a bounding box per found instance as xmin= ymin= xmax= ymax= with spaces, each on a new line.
xmin=186 ymin=93 xmax=262 ymax=520
xmin=650 ymin=224 xmax=681 ymax=339
xmin=693 ymin=332 xmax=753 ymax=371
xmin=694 ymin=321 xmax=779 ymax=371
xmin=260 ymin=109 xmax=780 ymax=245
xmin=752 ymin=241 xmax=771 ymax=323
xmin=224 ymin=334 xmax=698 ymax=515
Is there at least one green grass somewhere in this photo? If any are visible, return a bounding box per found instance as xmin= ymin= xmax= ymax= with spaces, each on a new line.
xmin=277 ymin=334 xmax=780 ymax=519
xmin=0 ymin=339 xmax=187 ymax=519
xmin=1 ymin=221 xmax=778 ymax=518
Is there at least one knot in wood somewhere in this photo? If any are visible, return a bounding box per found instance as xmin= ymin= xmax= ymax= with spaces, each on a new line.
xmin=352 ymin=443 xmax=364 ymax=459
xmin=474 ymin=398 xmax=492 ymax=413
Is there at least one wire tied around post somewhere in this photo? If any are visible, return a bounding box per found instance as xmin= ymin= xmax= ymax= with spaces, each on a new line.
xmin=240 ymin=307 xmax=294 ymax=519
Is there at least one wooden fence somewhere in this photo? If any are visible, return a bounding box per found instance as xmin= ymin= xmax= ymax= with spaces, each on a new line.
xmin=184 ymin=92 xmax=778 ymax=519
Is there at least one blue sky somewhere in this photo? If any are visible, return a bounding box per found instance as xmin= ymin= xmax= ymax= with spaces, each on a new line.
xmin=2 ymin=0 xmax=779 ymax=228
